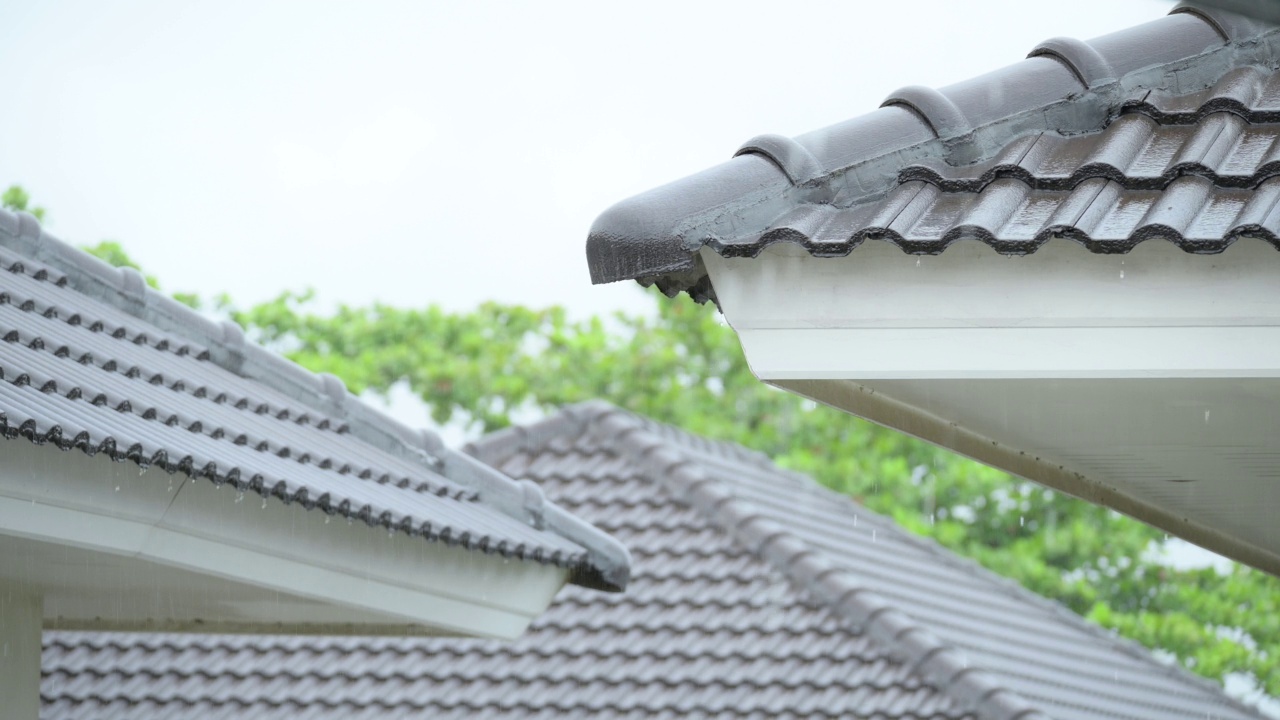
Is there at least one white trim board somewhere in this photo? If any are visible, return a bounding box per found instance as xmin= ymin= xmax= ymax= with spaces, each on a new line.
xmin=0 ymin=438 xmax=567 ymax=639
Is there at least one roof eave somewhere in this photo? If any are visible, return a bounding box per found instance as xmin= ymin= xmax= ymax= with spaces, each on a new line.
xmin=584 ymin=4 xmax=1276 ymax=298
xmin=0 ymin=437 xmax=568 ymax=639
xmin=0 ymin=207 xmax=630 ymax=592
xmin=703 ymin=240 xmax=1280 ymax=577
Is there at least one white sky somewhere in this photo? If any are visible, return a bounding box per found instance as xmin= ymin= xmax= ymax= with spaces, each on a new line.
xmin=0 ymin=0 xmax=1171 ymax=317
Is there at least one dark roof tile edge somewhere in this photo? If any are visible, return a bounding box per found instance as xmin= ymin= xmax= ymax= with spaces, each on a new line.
xmin=0 ymin=208 xmax=628 ymax=589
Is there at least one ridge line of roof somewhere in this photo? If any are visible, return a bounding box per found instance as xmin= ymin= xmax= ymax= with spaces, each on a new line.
xmin=0 ymin=208 xmax=629 ymax=591
xmin=559 ymin=405 xmax=1044 ymax=720
xmin=774 ymin=455 xmax=1272 ymax=717
xmin=769 ymin=4 xmax=1278 ymax=197
xmin=464 ymin=400 xmax=776 ymax=471
xmin=558 ymin=404 xmax=1269 ymax=712
xmin=468 ymin=399 xmax=1259 ymax=707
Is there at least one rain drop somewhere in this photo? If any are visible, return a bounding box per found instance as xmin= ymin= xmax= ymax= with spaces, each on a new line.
xmin=1020 ymin=516 xmax=1024 ymax=527
xmin=871 ymin=529 xmax=877 ymax=543
xmin=853 ymin=516 xmax=858 ymax=527
xmin=261 ymin=498 xmax=268 ymax=510
xmin=1204 ymin=410 xmax=1211 ymax=424
xmin=1119 ymin=269 xmax=1125 ymax=279
xmin=114 ymin=485 xmax=120 ymax=492
xmin=929 ymin=512 xmax=935 ymax=525
xmin=235 ymin=491 xmax=244 ymax=504
xmin=324 ymin=516 xmax=331 ymax=525
xmin=915 ymin=257 xmax=921 ymax=268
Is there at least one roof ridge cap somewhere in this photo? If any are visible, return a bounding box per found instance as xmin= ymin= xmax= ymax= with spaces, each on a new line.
xmin=468 ymin=401 xmax=778 ymax=471
xmin=463 ymin=400 xmax=617 ymax=465
xmin=597 ymin=410 xmax=1048 ymax=720
xmin=835 ymin=11 xmax=1280 ymax=186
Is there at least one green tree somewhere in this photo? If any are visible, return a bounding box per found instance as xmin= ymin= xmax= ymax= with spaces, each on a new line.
xmin=2 ymin=184 xmax=46 ymax=221
xmin=56 ymin=203 xmax=1280 ymax=698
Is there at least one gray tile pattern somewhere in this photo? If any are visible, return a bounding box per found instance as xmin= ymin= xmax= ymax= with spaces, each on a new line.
xmin=0 ymin=209 xmax=628 ymax=586
xmin=710 ymin=82 xmax=1280 ymax=256
xmin=584 ymin=4 xmax=1280 ymax=302
xmin=41 ymin=403 xmax=1266 ymax=719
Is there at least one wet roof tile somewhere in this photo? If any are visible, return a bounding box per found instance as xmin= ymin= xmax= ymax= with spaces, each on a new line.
xmin=0 ymin=210 xmax=628 ymax=589
xmin=42 ymin=402 xmax=1265 ymax=719
xmin=584 ymin=4 xmax=1280 ymax=303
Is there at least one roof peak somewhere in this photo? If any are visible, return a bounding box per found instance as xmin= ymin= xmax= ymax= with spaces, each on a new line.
xmin=471 ymin=401 xmax=1267 ymax=719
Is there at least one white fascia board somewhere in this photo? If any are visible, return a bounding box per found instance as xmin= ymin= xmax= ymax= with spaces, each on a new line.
xmin=703 ymin=237 xmax=1280 ymax=381
xmin=0 ymin=439 xmax=567 ymax=640
xmin=738 ymin=327 xmax=1280 ymax=380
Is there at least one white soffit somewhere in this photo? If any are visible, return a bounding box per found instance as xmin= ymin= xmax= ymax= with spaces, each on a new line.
xmin=702 ymin=239 xmax=1280 ymax=575
xmin=0 ymin=440 xmax=567 ymax=640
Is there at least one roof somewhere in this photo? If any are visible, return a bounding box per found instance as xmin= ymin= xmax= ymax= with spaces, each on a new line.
xmin=42 ymin=402 xmax=1266 ymax=719
xmin=584 ymin=4 xmax=1280 ymax=303
xmin=0 ymin=207 xmax=628 ymax=593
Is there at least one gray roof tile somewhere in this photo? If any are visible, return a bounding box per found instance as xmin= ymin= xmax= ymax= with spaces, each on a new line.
xmin=0 ymin=210 xmax=628 ymax=589
xmin=42 ymin=402 xmax=1265 ymax=719
xmin=585 ymin=4 xmax=1280 ymax=302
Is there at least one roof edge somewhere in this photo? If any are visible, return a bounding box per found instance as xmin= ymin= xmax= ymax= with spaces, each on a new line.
xmin=586 ymin=4 xmax=1280 ymax=299
xmin=0 ymin=208 xmax=627 ymax=590
xmin=448 ymin=444 xmax=631 ymax=592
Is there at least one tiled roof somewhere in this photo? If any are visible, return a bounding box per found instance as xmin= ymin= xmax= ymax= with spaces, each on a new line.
xmin=584 ymin=4 xmax=1280 ymax=302
xmin=42 ymin=403 xmax=1266 ymax=719
xmin=0 ymin=209 xmax=627 ymax=590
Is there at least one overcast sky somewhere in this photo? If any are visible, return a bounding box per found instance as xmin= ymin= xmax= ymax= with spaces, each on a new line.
xmin=0 ymin=0 xmax=1171 ymax=318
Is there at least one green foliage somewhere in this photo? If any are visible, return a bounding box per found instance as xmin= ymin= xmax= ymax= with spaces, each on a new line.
xmin=67 ymin=236 xmax=1280 ymax=697
xmin=2 ymin=184 xmax=46 ymax=221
